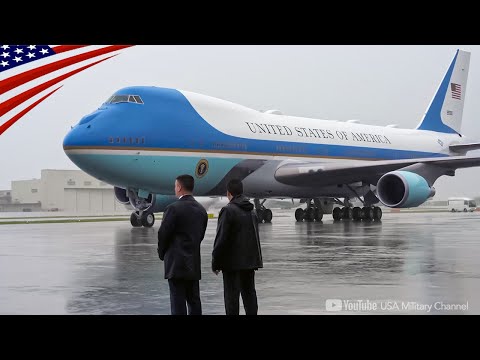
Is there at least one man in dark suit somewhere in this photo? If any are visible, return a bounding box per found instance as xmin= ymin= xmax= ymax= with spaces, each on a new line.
xmin=157 ymin=174 xmax=208 ymax=315
xmin=212 ymin=179 xmax=263 ymax=315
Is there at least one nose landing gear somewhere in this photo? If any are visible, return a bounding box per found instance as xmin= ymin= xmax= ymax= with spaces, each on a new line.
xmin=130 ymin=210 xmax=155 ymax=227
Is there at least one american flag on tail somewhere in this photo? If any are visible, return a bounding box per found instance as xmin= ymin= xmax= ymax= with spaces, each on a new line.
xmin=451 ymin=83 xmax=461 ymax=100
xmin=0 ymin=45 xmax=134 ymax=136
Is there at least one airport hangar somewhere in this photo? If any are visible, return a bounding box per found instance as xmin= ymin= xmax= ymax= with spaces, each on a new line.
xmin=1 ymin=169 xmax=128 ymax=214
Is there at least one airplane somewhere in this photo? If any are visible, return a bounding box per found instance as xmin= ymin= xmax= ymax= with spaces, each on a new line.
xmin=63 ymin=49 xmax=480 ymax=228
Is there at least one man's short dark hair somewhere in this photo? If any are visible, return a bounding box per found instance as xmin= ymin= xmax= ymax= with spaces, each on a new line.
xmin=227 ymin=179 xmax=243 ymax=196
xmin=176 ymin=174 xmax=194 ymax=192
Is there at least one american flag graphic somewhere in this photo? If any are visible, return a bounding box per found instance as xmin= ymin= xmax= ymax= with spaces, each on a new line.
xmin=451 ymin=83 xmax=461 ymax=100
xmin=0 ymin=45 xmax=134 ymax=136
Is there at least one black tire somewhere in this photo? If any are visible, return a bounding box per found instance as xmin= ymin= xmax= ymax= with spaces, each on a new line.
xmin=141 ymin=212 xmax=155 ymax=227
xmin=343 ymin=207 xmax=353 ymax=220
xmin=352 ymin=207 xmax=362 ymax=221
xmin=130 ymin=212 xmax=142 ymax=227
xmin=295 ymin=208 xmax=304 ymax=222
xmin=373 ymin=206 xmax=382 ymax=221
xmin=314 ymin=208 xmax=323 ymax=221
xmin=264 ymin=209 xmax=273 ymax=223
xmin=363 ymin=207 xmax=374 ymax=220
xmin=332 ymin=207 xmax=343 ymax=221
xmin=463 ymin=208 xmax=467 ymax=212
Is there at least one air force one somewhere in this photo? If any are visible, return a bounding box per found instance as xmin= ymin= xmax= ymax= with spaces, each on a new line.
xmin=63 ymin=49 xmax=480 ymax=227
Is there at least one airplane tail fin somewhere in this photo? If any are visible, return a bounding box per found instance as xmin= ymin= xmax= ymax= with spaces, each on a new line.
xmin=416 ymin=49 xmax=470 ymax=134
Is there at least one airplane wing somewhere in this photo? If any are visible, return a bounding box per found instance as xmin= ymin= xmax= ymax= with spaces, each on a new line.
xmin=449 ymin=142 xmax=480 ymax=153
xmin=274 ymin=155 xmax=480 ymax=187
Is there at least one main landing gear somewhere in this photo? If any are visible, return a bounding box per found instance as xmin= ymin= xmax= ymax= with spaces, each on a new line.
xmin=254 ymin=199 xmax=273 ymax=223
xmin=331 ymin=193 xmax=383 ymax=221
xmin=293 ymin=194 xmax=383 ymax=222
xmin=295 ymin=198 xmax=323 ymax=222
xmin=332 ymin=206 xmax=382 ymax=221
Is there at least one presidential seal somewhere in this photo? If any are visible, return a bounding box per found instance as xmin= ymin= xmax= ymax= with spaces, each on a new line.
xmin=195 ymin=159 xmax=209 ymax=178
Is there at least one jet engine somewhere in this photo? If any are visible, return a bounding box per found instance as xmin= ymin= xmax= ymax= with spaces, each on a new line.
xmin=376 ymin=171 xmax=436 ymax=208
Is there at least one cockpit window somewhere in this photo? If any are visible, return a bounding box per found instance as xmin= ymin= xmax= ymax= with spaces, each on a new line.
xmin=105 ymin=95 xmax=144 ymax=104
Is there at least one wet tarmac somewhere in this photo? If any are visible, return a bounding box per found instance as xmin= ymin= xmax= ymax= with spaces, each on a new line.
xmin=1 ymin=210 xmax=479 ymax=314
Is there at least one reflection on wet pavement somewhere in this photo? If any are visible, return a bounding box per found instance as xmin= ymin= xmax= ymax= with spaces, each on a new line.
xmin=1 ymin=211 xmax=479 ymax=314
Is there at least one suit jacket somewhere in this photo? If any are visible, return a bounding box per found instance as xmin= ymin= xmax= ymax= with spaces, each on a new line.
xmin=157 ymin=195 xmax=208 ymax=280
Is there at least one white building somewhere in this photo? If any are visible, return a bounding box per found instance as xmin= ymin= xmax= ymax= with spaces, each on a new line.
xmin=11 ymin=169 xmax=128 ymax=214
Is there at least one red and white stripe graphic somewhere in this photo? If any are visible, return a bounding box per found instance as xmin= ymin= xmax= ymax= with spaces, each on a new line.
xmin=0 ymin=45 xmax=134 ymax=136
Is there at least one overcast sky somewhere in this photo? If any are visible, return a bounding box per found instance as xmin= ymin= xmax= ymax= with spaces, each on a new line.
xmin=1 ymin=45 xmax=480 ymax=200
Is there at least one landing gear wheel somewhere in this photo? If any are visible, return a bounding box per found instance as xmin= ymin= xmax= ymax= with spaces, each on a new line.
xmin=314 ymin=209 xmax=323 ymax=222
xmin=332 ymin=207 xmax=343 ymax=221
xmin=373 ymin=207 xmax=382 ymax=221
xmin=363 ymin=207 xmax=374 ymax=221
xmin=130 ymin=212 xmax=142 ymax=227
xmin=141 ymin=212 xmax=155 ymax=227
xmin=342 ymin=207 xmax=353 ymax=220
xmin=295 ymin=208 xmax=304 ymax=222
xmin=263 ymin=209 xmax=273 ymax=223
xmin=352 ymin=207 xmax=362 ymax=221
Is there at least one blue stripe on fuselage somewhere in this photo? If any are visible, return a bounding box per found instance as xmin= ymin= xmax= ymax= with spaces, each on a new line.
xmin=66 ymin=153 xmax=243 ymax=195
xmin=64 ymin=86 xmax=448 ymax=160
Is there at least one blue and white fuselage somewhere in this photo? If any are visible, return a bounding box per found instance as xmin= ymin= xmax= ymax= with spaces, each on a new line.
xmin=63 ymin=87 xmax=457 ymax=189
xmin=63 ymin=49 xmax=480 ymax=225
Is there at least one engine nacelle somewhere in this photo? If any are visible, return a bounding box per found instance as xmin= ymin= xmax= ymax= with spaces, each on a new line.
xmin=376 ymin=171 xmax=436 ymax=208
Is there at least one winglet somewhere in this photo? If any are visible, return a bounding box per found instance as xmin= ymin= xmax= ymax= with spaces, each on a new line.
xmin=416 ymin=49 xmax=470 ymax=134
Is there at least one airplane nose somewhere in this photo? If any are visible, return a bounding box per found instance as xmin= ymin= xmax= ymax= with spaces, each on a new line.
xmin=78 ymin=113 xmax=98 ymax=125
xmin=63 ymin=121 xmax=100 ymax=154
xmin=63 ymin=111 xmax=104 ymax=149
xmin=63 ymin=124 xmax=87 ymax=149
xmin=63 ymin=127 xmax=78 ymax=149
